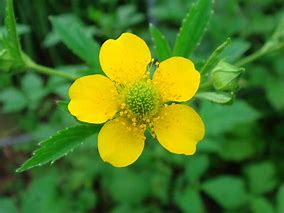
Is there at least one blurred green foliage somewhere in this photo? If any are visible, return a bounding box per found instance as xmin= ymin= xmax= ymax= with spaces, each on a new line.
xmin=0 ymin=0 xmax=284 ymax=212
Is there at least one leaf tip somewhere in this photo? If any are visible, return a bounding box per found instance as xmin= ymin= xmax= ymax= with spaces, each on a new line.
xmin=15 ymin=166 xmax=25 ymax=173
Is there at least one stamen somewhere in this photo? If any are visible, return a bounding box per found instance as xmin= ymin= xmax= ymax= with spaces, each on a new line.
xmin=124 ymin=81 xmax=160 ymax=118
xmin=120 ymin=103 xmax=126 ymax=109
xmin=117 ymin=78 xmax=162 ymax=137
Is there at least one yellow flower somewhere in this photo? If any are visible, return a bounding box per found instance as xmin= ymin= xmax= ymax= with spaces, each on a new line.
xmin=68 ymin=33 xmax=205 ymax=167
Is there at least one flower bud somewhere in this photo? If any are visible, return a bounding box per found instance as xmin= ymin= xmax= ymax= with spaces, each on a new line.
xmin=211 ymin=61 xmax=244 ymax=91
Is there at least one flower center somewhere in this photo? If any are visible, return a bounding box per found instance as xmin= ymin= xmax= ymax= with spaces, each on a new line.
xmin=124 ymin=80 xmax=160 ymax=119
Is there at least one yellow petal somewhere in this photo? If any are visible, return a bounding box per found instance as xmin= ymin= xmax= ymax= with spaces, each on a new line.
xmin=99 ymin=33 xmax=151 ymax=84
xmin=153 ymin=104 xmax=205 ymax=155
xmin=68 ymin=74 xmax=119 ymax=124
xmin=153 ymin=57 xmax=200 ymax=102
xmin=98 ymin=118 xmax=145 ymax=167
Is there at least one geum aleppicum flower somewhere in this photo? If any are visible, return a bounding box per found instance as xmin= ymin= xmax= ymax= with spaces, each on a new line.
xmin=68 ymin=33 xmax=205 ymax=167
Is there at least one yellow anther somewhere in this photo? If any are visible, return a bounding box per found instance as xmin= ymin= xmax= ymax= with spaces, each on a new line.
xmin=150 ymin=129 xmax=156 ymax=138
xmin=151 ymin=58 xmax=155 ymax=63
xmin=144 ymin=72 xmax=150 ymax=79
xmin=154 ymin=116 xmax=160 ymax=121
xmin=155 ymin=61 xmax=159 ymax=66
xmin=119 ymin=111 xmax=124 ymax=116
xmin=121 ymin=103 xmax=126 ymax=109
xmin=139 ymin=124 xmax=146 ymax=130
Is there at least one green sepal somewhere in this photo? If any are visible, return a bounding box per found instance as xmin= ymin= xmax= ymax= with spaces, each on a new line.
xmin=211 ymin=61 xmax=245 ymax=91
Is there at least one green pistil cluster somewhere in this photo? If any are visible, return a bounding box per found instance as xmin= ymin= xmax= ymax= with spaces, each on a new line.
xmin=125 ymin=80 xmax=160 ymax=119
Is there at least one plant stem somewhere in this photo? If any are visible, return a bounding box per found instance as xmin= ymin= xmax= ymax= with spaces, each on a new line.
xmin=236 ymin=43 xmax=284 ymax=67
xmin=235 ymin=50 xmax=265 ymax=67
xmin=27 ymin=62 xmax=76 ymax=80
xmin=21 ymin=53 xmax=76 ymax=80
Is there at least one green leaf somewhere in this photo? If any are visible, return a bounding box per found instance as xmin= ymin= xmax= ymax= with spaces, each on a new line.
xmin=76 ymin=188 xmax=97 ymax=212
xmin=0 ymin=45 xmax=14 ymax=72
xmin=0 ymin=198 xmax=18 ymax=213
xmin=43 ymin=26 xmax=95 ymax=48
xmin=56 ymin=100 xmax=69 ymax=112
xmin=21 ymin=73 xmax=45 ymax=109
xmin=211 ymin=61 xmax=245 ymax=91
xmin=201 ymin=38 xmax=231 ymax=75
xmin=4 ymin=0 xmax=22 ymax=59
xmin=0 ymin=0 xmax=25 ymax=72
xmin=116 ymin=5 xmax=145 ymax=29
xmin=149 ymin=24 xmax=171 ymax=61
xmin=149 ymin=164 xmax=171 ymax=203
xmin=50 ymin=15 xmax=100 ymax=70
xmin=277 ymin=184 xmax=284 ymax=213
xmin=195 ymin=91 xmax=233 ymax=104
xmin=102 ymin=170 xmax=150 ymax=204
xmin=218 ymin=139 xmax=255 ymax=161
xmin=0 ymin=88 xmax=27 ymax=113
xmin=220 ymin=39 xmax=250 ymax=63
xmin=110 ymin=205 xmax=144 ymax=213
xmin=185 ymin=154 xmax=209 ymax=183
xmin=265 ymin=76 xmax=284 ymax=110
xmin=197 ymin=137 xmax=221 ymax=153
xmin=200 ymin=100 xmax=260 ymax=136
xmin=202 ymin=176 xmax=248 ymax=209
xmin=16 ymin=125 xmax=100 ymax=172
xmin=0 ymin=24 xmax=30 ymax=36
xmin=21 ymin=171 xmax=67 ymax=213
xmin=250 ymin=197 xmax=274 ymax=213
xmin=174 ymin=188 xmax=205 ymax=213
xmin=244 ymin=161 xmax=277 ymax=195
xmin=261 ymin=16 xmax=284 ymax=53
xmin=0 ymin=48 xmax=14 ymax=72
xmin=173 ymin=0 xmax=213 ymax=57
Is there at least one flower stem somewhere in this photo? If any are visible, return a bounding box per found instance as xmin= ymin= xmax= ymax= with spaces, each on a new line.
xmin=28 ymin=63 xmax=76 ymax=80
xmin=235 ymin=50 xmax=264 ymax=67
xmin=236 ymin=44 xmax=284 ymax=67
xmin=22 ymin=53 xmax=76 ymax=80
